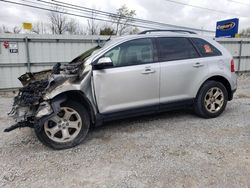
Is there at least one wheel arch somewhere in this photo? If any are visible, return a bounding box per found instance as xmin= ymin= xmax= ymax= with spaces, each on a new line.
xmin=197 ymin=75 xmax=232 ymax=100
xmin=51 ymin=90 xmax=96 ymax=125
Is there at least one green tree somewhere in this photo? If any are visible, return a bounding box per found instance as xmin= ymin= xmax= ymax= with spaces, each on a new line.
xmin=100 ymin=27 xmax=115 ymax=35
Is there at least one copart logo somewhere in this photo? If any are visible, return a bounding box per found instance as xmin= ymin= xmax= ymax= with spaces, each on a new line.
xmin=217 ymin=22 xmax=235 ymax=31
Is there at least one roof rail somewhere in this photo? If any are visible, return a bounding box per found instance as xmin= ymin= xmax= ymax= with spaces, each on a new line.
xmin=138 ymin=29 xmax=197 ymax=35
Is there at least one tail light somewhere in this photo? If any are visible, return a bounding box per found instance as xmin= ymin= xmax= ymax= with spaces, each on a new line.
xmin=231 ymin=59 xmax=235 ymax=72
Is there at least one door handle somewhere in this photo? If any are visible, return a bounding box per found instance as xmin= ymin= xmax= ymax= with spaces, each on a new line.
xmin=193 ymin=62 xmax=204 ymax=68
xmin=141 ymin=68 xmax=155 ymax=74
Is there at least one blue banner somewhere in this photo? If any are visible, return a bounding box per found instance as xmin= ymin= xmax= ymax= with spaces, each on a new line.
xmin=216 ymin=18 xmax=239 ymax=38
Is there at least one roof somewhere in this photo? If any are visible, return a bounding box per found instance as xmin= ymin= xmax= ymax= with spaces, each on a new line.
xmin=109 ymin=32 xmax=200 ymax=43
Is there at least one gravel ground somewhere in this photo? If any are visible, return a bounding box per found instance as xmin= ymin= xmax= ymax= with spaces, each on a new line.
xmin=0 ymin=76 xmax=249 ymax=188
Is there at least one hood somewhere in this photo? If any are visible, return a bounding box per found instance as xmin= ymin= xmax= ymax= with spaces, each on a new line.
xmin=13 ymin=62 xmax=85 ymax=107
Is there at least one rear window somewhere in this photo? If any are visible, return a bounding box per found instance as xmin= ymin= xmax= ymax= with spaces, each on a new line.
xmin=157 ymin=37 xmax=199 ymax=61
xmin=192 ymin=38 xmax=222 ymax=57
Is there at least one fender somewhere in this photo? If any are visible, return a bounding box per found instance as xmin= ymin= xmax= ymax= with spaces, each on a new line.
xmin=44 ymin=82 xmax=80 ymax=100
xmin=193 ymin=73 xmax=232 ymax=99
xmin=46 ymin=90 xmax=97 ymax=125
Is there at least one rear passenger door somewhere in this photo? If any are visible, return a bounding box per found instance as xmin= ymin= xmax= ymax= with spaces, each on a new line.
xmin=156 ymin=37 xmax=208 ymax=104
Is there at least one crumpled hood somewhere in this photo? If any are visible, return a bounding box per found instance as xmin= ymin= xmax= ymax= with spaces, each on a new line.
xmin=18 ymin=70 xmax=52 ymax=86
xmin=11 ymin=62 xmax=85 ymax=111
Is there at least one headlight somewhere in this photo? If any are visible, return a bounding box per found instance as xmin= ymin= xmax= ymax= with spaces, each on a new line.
xmin=36 ymin=102 xmax=52 ymax=118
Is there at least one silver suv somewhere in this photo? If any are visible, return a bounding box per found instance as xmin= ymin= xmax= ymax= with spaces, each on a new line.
xmin=5 ymin=30 xmax=237 ymax=149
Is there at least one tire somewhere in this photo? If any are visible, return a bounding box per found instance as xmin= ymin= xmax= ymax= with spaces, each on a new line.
xmin=35 ymin=100 xmax=90 ymax=150
xmin=194 ymin=81 xmax=228 ymax=118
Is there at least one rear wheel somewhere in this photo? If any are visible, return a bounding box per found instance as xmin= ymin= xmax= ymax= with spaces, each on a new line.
xmin=35 ymin=100 xmax=90 ymax=150
xmin=194 ymin=81 xmax=228 ymax=118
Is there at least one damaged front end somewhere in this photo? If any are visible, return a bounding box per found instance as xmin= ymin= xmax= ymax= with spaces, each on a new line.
xmin=4 ymin=62 xmax=84 ymax=132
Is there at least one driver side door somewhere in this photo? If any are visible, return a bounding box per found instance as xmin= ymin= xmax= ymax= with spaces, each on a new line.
xmin=93 ymin=38 xmax=160 ymax=114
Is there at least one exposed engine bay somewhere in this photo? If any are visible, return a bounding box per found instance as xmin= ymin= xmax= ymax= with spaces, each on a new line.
xmin=5 ymin=59 xmax=89 ymax=132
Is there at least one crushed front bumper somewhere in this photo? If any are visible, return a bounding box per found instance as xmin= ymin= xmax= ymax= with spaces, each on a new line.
xmin=5 ymin=95 xmax=67 ymax=132
xmin=4 ymin=121 xmax=34 ymax=132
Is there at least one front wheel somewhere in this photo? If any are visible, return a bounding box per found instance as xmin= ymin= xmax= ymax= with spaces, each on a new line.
xmin=194 ymin=81 xmax=228 ymax=118
xmin=35 ymin=100 xmax=90 ymax=150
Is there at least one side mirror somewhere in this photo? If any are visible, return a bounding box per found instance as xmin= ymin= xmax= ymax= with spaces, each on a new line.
xmin=94 ymin=57 xmax=113 ymax=69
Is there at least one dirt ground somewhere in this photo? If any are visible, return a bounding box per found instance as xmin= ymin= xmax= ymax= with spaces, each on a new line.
xmin=0 ymin=75 xmax=249 ymax=188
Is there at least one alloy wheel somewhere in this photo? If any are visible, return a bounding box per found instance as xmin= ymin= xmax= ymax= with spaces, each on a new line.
xmin=204 ymin=87 xmax=224 ymax=113
xmin=44 ymin=107 xmax=82 ymax=143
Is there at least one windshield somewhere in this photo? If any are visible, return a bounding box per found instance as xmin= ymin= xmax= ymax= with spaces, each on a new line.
xmin=69 ymin=38 xmax=118 ymax=64
xmin=70 ymin=45 xmax=101 ymax=64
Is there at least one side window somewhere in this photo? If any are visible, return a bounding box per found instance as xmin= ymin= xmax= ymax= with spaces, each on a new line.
xmin=192 ymin=38 xmax=222 ymax=57
xmin=103 ymin=38 xmax=154 ymax=67
xmin=104 ymin=46 xmax=120 ymax=65
xmin=157 ymin=37 xmax=199 ymax=61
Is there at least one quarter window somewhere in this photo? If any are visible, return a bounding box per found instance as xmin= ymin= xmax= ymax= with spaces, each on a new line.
xmin=157 ymin=37 xmax=199 ymax=61
xmin=192 ymin=38 xmax=222 ymax=57
xmin=103 ymin=38 xmax=154 ymax=67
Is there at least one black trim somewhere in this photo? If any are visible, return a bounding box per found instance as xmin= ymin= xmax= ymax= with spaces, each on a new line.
xmin=188 ymin=38 xmax=202 ymax=57
xmin=160 ymin=99 xmax=194 ymax=110
xmin=95 ymin=99 xmax=194 ymax=125
xmin=152 ymin=38 xmax=159 ymax=62
xmin=229 ymin=89 xmax=236 ymax=101
xmin=101 ymin=105 xmax=159 ymax=122
xmin=36 ymin=95 xmax=67 ymax=131
xmin=93 ymin=62 xmax=114 ymax=70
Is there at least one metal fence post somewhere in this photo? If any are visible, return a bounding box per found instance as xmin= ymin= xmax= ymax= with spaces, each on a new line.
xmin=238 ymin=40 xmax=243 ymax=72
xmin=25 ymin=36 xmax=31 ymax=72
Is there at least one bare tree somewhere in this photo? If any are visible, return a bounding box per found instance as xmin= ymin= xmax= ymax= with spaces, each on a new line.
xmin=48 ymin=6 xmax=68 ymax=34
xmin=76 ymin=25 xmax=87 ymax=35
xmin=32 ymin=22 xmax=48 ymax=34
xmin=66 ymin=18 xmax=78 ymax=34
xmin=13 ymin=26 xmax=22 ymax=34
xmin=240 ymin=28 xmax=250 ymax=38
xmin=129 ymin=27 xmax=140 ymax=35
xmin=111 ymin=5 xmax=136 ymax=35
xmin=0 ymin=25 xmax=21 ymax=33
xmin=0 ymin=25 xmax=10 ymax=33
xmin=66 ymin=19 xmax=86 ymax=35
xmin=86 ymin=10 xmax=99 ymax=35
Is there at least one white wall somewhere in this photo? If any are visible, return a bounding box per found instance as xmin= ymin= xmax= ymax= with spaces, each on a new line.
xmin=0 ymin=34 xmax=109 ymax=89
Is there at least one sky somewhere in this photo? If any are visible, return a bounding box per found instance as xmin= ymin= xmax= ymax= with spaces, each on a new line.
xmin=0 ymin=0 xmax=250 ymax=33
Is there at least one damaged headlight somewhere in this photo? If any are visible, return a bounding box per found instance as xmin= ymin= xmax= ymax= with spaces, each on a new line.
xmin=35 ymin=101 xmax=53 ymax=118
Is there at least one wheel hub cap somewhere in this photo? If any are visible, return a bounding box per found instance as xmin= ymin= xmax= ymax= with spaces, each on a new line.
xmin=204 ymin=87 xmax=224 ymax=113
xmin=44 ymin=107 xmax=82 ymax=143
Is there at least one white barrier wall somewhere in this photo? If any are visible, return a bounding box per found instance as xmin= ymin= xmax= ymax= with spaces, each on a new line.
xmin=0 ymin=34 xmax=249 ymax=89
xmin=0 ymin=34 xmax=109 ymax=89
xmin=216 ymin=38 xmax=250 ymax=72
